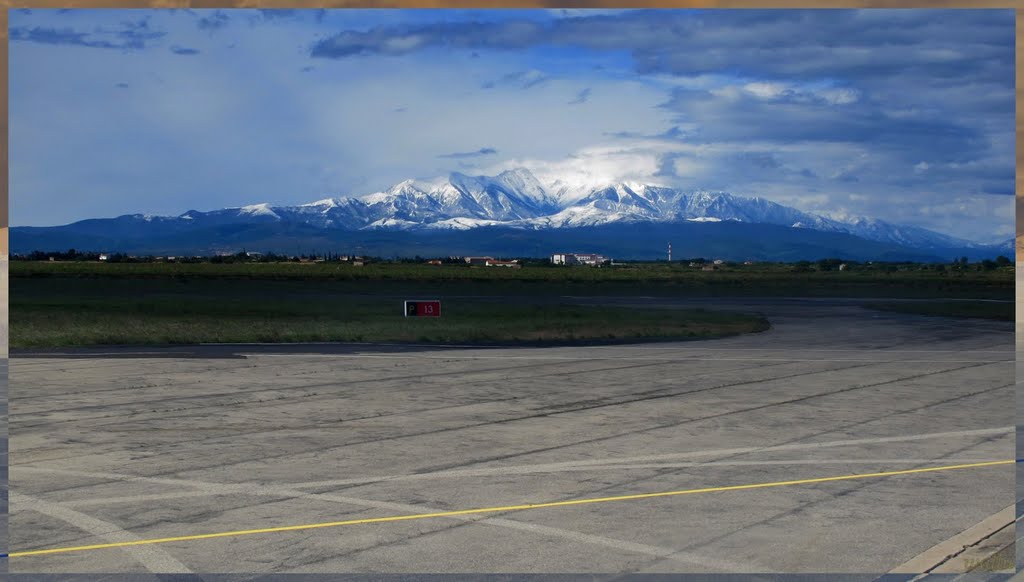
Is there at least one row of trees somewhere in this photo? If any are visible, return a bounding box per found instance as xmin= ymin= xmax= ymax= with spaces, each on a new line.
xmin=790 ymin=256 xmax=1012 ymax=272
xmin=13 ymin=250 xmax=369 ymax=263
xmin=11 ymin=249 xmax=1014 ymax=270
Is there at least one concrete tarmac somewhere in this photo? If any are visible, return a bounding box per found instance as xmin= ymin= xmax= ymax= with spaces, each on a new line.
xmin=7 ymin=298 xmax=1015 ymax=574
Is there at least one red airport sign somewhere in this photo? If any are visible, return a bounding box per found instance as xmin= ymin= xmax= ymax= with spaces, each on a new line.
xmin=404 ymin=300 xmax=441 ymax=317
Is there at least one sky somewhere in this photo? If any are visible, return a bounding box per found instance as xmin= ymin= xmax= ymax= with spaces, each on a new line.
xmin=9 ymin=8 xmax=1015 ymax=243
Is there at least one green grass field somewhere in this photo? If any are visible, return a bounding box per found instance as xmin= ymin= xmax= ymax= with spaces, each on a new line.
xmin=12 ymin=261 xmax=1011 ymax=348
xmin=10 ymin=277 xmax=770 ymax=348
xmin=11 ymin=260 xmax=1014 ymax=299
xmin=863 ymin=301 xmax=1014 ymax=321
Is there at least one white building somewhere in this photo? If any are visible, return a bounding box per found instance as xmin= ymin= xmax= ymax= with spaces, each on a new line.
xmin=464 ymin=256 xmax=493 ymax=266
xmin=485 ymin=259 xmax=521 ymax=268
xmin=551 ymin=253 xmax=609 ymax=266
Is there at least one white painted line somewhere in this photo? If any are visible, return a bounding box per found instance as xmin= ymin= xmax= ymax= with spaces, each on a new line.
xmin=11 ymin=470 xmax=759 ymax=572
xmin=11 ymin=491 xmax=192 ymax=573
xmin=240 ymin=354 xmax=1011 ymax=363
xmin=18 ymin=427 xmax=1011 ymax=495
xmin=285 ymin=427 xmax=1015 ymax=489
xmin=47 ymin=459 xmax=1009 ymax=509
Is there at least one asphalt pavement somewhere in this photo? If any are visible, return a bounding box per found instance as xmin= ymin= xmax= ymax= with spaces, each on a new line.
xmin=7 ymin=297 xmax=1015 ymax=574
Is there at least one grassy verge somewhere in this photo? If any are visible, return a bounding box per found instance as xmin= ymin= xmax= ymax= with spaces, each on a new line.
xmin=863 ymin=301 xmax=1013 ymax=321
xmin=11 ymin=278 xmax=769 ymax=348
xmin=11 ymin=260 xmax=1014 ymax=299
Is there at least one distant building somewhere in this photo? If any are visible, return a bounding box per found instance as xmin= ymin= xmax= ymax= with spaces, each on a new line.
xmin=839 ymin=263 xmax=848 ymax=271
xmin=702 ymin=265 xmax=717 ymax=271
xmin=426 ymin=260 xmax=443 ymax=265
xmin=551 ymin=253 xmax=609 ymax=266
xmin=713 ymin=259 xmax=724 ymax=265
xmin=98 ymin=254 xmax=109 ymax=261
xmin=485 ymin=259 xmax=521 ymax=268
xmin=743 ymin=261 xmax=754 ymax=266
xmin=465 ymin=256 xmax=494 ymax=266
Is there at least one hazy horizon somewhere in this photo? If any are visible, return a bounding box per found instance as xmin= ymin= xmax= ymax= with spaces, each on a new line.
xmin=10 ymin=8 xmax=1015 ymax=243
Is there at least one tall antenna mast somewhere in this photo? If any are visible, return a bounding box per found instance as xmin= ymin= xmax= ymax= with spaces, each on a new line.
xmin=668 ymin=241 xmax=672 ymax=263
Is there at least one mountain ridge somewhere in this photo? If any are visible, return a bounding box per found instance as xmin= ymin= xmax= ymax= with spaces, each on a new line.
xmin=11 ymin=167 xmax=1014 ymax=261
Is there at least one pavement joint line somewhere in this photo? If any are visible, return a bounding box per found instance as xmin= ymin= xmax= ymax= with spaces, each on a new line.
xmin=238 ymin=354 xmax=1012 ymax=363
xmin=889 ymin=503 xmax=1017 ymax=575
xmin=5 ymin=459 xmax=1013 ymax=560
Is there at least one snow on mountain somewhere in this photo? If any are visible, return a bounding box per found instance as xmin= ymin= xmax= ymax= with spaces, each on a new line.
xmin=238 ymin=203 xmax=281 ymax=219
xmin=300 ymin=197 xmax=343 ymax=211
xmin=75 ymin=167 xmax=1000 ymax=255
xmin=362 ymin=217 xmax=420 ymax=230
xmin=424 ymin=217 xmax=507 ymax=230
xmin=827 ymin=215 xmax=978 ymax=251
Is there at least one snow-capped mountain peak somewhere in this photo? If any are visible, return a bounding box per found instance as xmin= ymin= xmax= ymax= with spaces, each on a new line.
xmin=72 ymin=168 xmax=1002 ymax=258
xmin=238 ymin=203 xmax=280 ymax=219
xmin=301 ymin=197 xmax=342 ymax=209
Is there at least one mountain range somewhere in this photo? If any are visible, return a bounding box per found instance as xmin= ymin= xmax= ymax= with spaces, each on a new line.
xmin=11 ymin=168 xmax=1014 ymax=262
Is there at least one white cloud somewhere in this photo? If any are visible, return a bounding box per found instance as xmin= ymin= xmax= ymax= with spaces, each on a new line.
xmin=743 ymin=81 xmax=787 ymax=99
xmin=818 ymin=87 xmax=859 ymax=105
xmin=8 ymin=9 xmax=1013 ymax=244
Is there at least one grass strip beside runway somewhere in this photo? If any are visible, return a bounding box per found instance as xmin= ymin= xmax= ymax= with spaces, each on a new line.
xmin=11 ymin=277 xmax=769 ymax=347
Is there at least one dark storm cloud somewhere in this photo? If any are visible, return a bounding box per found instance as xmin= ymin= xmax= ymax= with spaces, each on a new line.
xmin=254 ymin=9 xmax=325 ymax=25
xmin=10 ymin=18 xmax=165 ymax=50
xmin=734 ymin=152 xmax=782 ymax=170
xmin=481 ymin=70 xmax=547 ymax=90
xmin=660 ymin=87 xmax=986 ymax=165
xmin=654 ymin=153 xmax=686 ymax=179
xmin=438 ymin=147 xmax=499 ymax=159
xmin=259 ymin=10 xmax=300 ymax=20
xmin=306 ymin=9 xmax=1012 ymax=207
xmin=605 ymin=126 xmax=689 ymax=141
xmin=568 ymin=88 xmax=591 ymax=105
xmin=197 ymin=11 xmax=230 ymax=34
xmin=510 ymin=70 xmax=546 ymax=89
xmin=982 ymin=184 xmax=1014 ymax=196
xmin=311 ymin=19 xmax=544 ymax=58
xmin=170 ymin=45 xmax=200 ymax=56
xmin=308 ymin=10 xmax=1012 ymax=84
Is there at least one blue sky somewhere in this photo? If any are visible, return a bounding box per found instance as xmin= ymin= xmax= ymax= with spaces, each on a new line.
xmin=9 ymin=8 xmax=1015 ymax=242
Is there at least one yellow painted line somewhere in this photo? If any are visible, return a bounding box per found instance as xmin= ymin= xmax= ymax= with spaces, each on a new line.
xmin=8 ymin=459 xmax=1013 ymax=559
